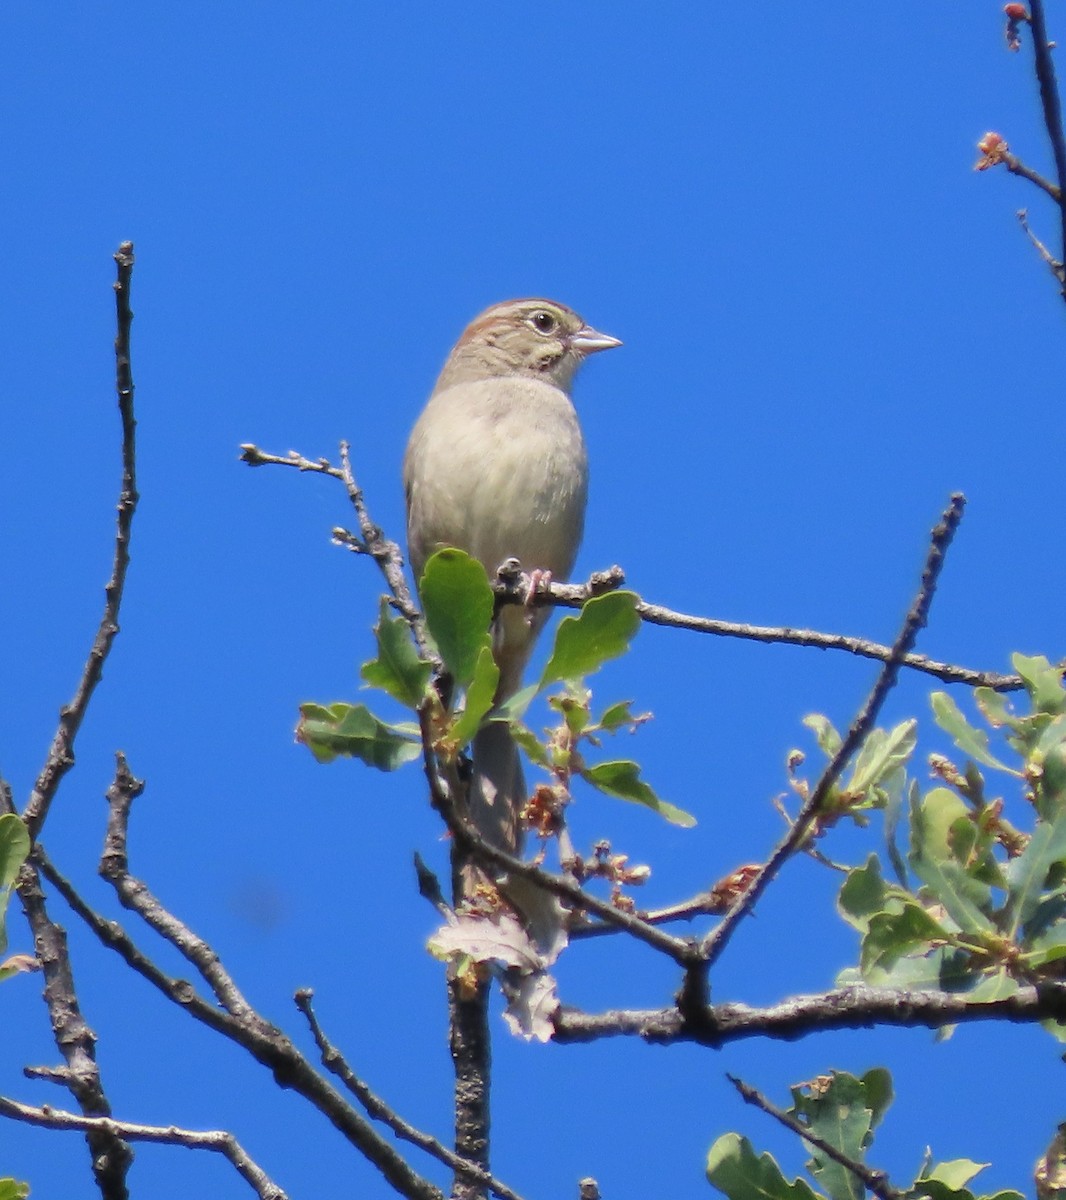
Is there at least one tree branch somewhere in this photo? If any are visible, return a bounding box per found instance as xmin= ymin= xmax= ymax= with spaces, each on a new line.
xmin=13 ymin=858 xmax=134 ymax=1198
xmin=693 ymin=495 xmax=965 ymax=996
xmin=551 ymin=980 xmax=1066 ymax=1045
xmin=99 ymin=754 xmax=260 ymax=1022
xmin=0 ymin=1096 xmax=287 ymax=1200
xmin=695 ymin=494 xmax=965 ymax=991
xmin=34 ymin=766 xmax=444 ymax=1200
xmin=240 ymin=442 xmax=1023 ymax=691
xmin=239 ymin=441 xmax=428 ymax=657
xmin=22 ymin=241 xmax=139 ymax=842
xmin=1027 ymin=0 xmax=1066 ymax=291
xmin=294 ymin=989 xmax=525 ymax=1200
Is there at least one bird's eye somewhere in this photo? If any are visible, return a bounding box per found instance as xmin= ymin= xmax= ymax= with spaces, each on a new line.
xmin=529 ymin=310 xmax=558 ymax=335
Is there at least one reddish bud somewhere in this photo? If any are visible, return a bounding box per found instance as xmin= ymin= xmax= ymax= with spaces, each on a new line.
xmin=975 ymin=131 xmax=1010 ymax=170
xmin=1004 ymin=5 xmax=1028 ymax=50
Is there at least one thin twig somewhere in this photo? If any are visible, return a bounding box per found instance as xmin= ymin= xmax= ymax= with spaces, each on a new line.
xmin=568 ymin=888 xmax=727 ymax=939
xmin=699 ymin=494 xmax=966 ymax=976
xmin=1018 ymin=207 xmax=1066 ymax=276
xmin=240 ymin=441 xmax=429 ymax=656
xmin=0 ymin=1096 xmax=287 ymax=1200
xmin=22 ymin=242 xmax=139 ymax=842
xmin=295 ymin=990 xmax=524 ymax=1200
xmin=336 ymin=441 xmax=421 ymax=627
xmin=99 ymin=754 xmax=261 ymax=1022
xmin=238 ymin=444 xmax=343 ymax=478
xmin=726 ymin=1075 xmax=904 ymax=1200
xmin=498 ymin=568 xmax=1025 ymax=691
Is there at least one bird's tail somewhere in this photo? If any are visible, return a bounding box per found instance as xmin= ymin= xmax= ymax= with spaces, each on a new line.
xmin=471 ymin=719 xmax=525 ymax=855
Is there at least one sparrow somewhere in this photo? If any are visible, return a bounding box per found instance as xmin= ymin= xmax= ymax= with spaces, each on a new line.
xmin=403 ymin=298 xmax=621 ymax=853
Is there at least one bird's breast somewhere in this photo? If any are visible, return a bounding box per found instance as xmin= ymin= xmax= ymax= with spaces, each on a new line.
xmin=404 ymin=376 xmax=589 ymax=582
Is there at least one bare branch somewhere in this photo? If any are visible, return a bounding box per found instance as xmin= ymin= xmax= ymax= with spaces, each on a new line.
xmin=34 ymin=792 xmax=444 ymax=1200
xmin=295 ymin=990 xmax=525 ymax=1200
xmin=569 ymin=888 xmax=728 ymax=939
xmin=239 ymin=440 xmax=427 ymax=655
xmin=496 ymin=567 xmax=1027 ymax=691
xmin=448 ymin=977 xmax=492 ymax=1200
xmin=0 ymin=1096 xmax=287 ymax=1200
xmin=726 ymin=1074 xmax=904 ymax=1200
xmin=1018 ymin=206 xmax=1066 ymax=277
xmin=552 ymin=980 xmax=1066 ymax=1045
xmin=99 ymin=753 xmax=260 ymax=1021
xmin=23 ymin=242 xmax=139 ymax=842
xmin=14 ymin=858 xmax=133 ymax=1198
xmin=238 ymin=444 xmax=343 ymax=478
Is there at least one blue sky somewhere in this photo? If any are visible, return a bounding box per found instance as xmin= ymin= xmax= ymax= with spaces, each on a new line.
xmin=3 ymin=5 xmax=1065 ymax=1198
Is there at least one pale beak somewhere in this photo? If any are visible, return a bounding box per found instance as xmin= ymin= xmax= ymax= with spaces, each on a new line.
xmin=570 ymin=324 xmax=623 ymax=355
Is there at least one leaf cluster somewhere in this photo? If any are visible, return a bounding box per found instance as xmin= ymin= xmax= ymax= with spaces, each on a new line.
xmin=798 ymin=655 xmax=1066 ymax=1036
xmin=295 ymin=548 xmax=692 ymax=828
xmin=707 ymin=1069 xmax=1023 ymax=1200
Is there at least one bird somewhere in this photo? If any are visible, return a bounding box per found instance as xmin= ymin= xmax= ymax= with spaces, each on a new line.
xmin=403 ymin=298 xmax=621 ymax=855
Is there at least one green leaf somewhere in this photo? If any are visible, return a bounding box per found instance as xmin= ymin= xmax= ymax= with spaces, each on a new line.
xmin=297 ymin=702 xmax=421 ymax=770
xmin=1023 ymin=916 xmax=1066 ymax=968
xmin=510 ymin=722 xmax=552 ymax=769
xmin=0 ymin=815 xmax=30 ymax=890
xmin=419 ymin=549 xmax=494 ymax=686
xmin=862 ymin=901 xmax=952 ymax=976
xmin=965 ymin=969 xmax=1019 ymax=1003
xmin=707 ymin=1133 xmax=824 ymax=1200
xmin=917 ymin=1181 xmax=1023 ymax=1200
xmin=789 ymin=1071 xmax=882 ymax=1200
xmin=860 ymin=1067 xmax=893 ymax=1132
xmin=360 ymin=597 xmax=433 ymax=709
xmin=883 ymin=779 xmax=910 ymax=887
xmin=448 ymin=646 xmax=501 ymax=747
xmin=909 ymin=789 xmax=996 ymax=934
xmin=921 ymin=1160 xmax=988 ymax=1191
xmin=0 ymin=1179 xmax=30 ymax=1200
xmin=1032 ymin=716 xmax=1066 ymax=820
xmin=930 ymin=693 xmax=1011 ymax=772
xmin=847 ymin=720 xmax=917 ymax=795
xmin=1013 ymin=653 xmax=1066 ymax=715
xmin=974 ymin=687 xmax=1021 ymax=733
xmin=1004 ymin=802 xmax=1066 ymax=937
xmin=837 ymin=856 xmax=888 ymax=931
xmin=539 ymin=591 xmax=640 ymax=687
xmin=549 ymin=689 xmax=591 ymax=737
xmin=595 ymin=699 xmax=644 ymax=733
xmin=803 ymin=714 xmax=842 ymax=758
xmin=581 ymin=760 xmax=695 ymax=827
xmin=846 ymin=942 xmax=968 ymax=991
